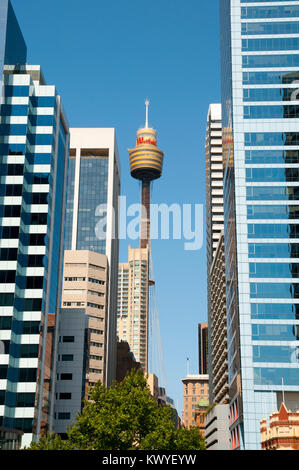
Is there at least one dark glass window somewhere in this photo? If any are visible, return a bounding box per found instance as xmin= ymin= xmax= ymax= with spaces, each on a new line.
xmin=28 ymin=234 xmax=46 ymax=246
xmin=4 ymin=206 xmax=21 ymax=217
xmin=1 ymin=226 xmax=19 ymax=239
xmin=0 ymin=293 xmax=14 ymax=306
xmin=27 ymin=255 xmax=44 ymax=268
xmin=0 ymin=316 xmax=12 ymax=329
xmin=62 ymin=336 xmax=74 ymax=343
xmin=16 ymin=393 xmax=36 ymax=407
xmin=61 ymin=354 xmax=73 ymax=361
xmin=4 ymin=184 xmax=22 ymax=196
xmin=30 ymin=213 xmax=48 ymax=225
xmin=22 ymin=321 xmax=40 ymax=335
xmin=26 ymin=277 xmax=44 ymax=289
xmin=60 ymin=374 xmax=72 ymax=380
xmin=20 ymin=344 xmax=39 ymax=358
xmin=59 ymin=393 xmax=72 ymax=400
xmin=23 ymin=298 xmax=42 ymax=312
xmin=18 ymin=369 xmax=37 ymax=382
xmin=58 ymin=412 xmax=71 ymax=420
xmin=0 ymin=271 xmax=16 ymax=283
xmin=31 ymin=193 xmax=48 ymax=205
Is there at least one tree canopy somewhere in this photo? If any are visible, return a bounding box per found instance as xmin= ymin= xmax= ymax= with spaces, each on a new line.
xmin=28 ymin=370 xmax=206 ymax=451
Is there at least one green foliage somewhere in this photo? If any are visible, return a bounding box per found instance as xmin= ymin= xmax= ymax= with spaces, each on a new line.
xmin=27 ymin=433 xmax=71 ymax=450
xmin=29 ymin=370 xmax=206 ymax=451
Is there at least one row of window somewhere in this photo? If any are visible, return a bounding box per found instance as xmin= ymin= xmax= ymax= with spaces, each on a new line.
xmin=241 ymin=6 xmax=299 ymax=19
xmin=253 ymin=345 xmax=299 ymax=363
xmin=245 ymin=132 xmax=299 ymax=146
xmin=242 ymin=37 xmax=299 ymax=52
xmin=64 ymin=276 xmax=105 ymax=285
xmin=249 ymin=262 xmax=299 ymax=278
xmin=251 ymin=302 xmax=299 ymax=320
xmin=246 ymin=168 xmax=299 ymax=182
xmin=246 ymin=150 xmax=299 ymax=164
xmin=0 ymin=366 xmax=37 ymax=381
xmin=247 ymin=187 xmax=299 ymax=201
xmin=242 ymin=20 xmax=299 ymax=36
xmin=243 ymin=71 xmax=299 ymax=85
xmin=250 ymin=282 xmax=299 ymax=299
xmin=247 ymin=205 xmax=299 ymax=220
xmin=243 ymin=88 xmax=299 ymax=103
xmin=243 ymin=54 xmax=299 ymax=69
xmin=248 ymin=223 xmax=299 ymax=239
xmin=254 ymin=367 xmax=299 ymax=386
xmin=249 ymin=242 xmax=299 ymax=258
xmin=244 ymin=104 xmax=299 ymax=119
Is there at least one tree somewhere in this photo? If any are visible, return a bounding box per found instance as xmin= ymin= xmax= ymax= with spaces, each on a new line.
xmin=28 ymin=370 xmax=206 ymax=450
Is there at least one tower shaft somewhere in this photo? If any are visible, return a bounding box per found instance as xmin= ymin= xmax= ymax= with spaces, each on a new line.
xmin=140 ymin=179 xmax=151 ymax=249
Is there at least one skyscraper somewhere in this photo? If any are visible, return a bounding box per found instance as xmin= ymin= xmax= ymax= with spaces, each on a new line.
xmin=220 ymin=0 xmax=299 ymax=450
xmin=54 ymin=250 xmax=109 ymax=437
xmin=63 ymin=128 xmax=120 ymax=386
xmin=117 ymin=245 xmax=149 ymax=371
xmin=0 ymin=57 xmax=69 ymax=447
xmin=205 ymin=104 xmax=227 ymax=405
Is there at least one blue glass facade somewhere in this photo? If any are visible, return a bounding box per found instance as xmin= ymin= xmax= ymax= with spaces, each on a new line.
xmin=0 ymin=0 xmax=27 ymax=108
xmin=64 ymin=151 xmax=109 ymax=254
xmin=0 ymin=66 xmax=69 ymax=446
xmin=220 ymin=0 xmax=299 ymax=450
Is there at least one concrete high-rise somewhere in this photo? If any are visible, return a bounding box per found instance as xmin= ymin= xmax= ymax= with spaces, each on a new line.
xmin=63 ymin=128 xmax=120 ymax=386
xmin=53 ymin=250 xmax=109 ymax=437
xmin=0 ymin=2 xmax=69 ymax=447
xmin=205 ymin=104 xmax=224 ymax=268
xmin=117 ymin=246 xmax=149 ymax=371
xmin=220 ymin=0 xmax=299 ymax=449
xmin=204 ymin=104 xmax=228 ymax=406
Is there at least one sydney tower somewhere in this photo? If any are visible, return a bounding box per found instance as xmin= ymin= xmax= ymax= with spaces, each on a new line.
xmin=128 ymin=100 xmax=164 ymax=248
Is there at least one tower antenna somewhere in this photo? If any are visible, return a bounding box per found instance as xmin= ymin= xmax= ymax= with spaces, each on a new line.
xmin=145 ymin=99 xmax=149 ymax=128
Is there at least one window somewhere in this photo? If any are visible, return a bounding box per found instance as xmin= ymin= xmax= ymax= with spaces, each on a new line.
xmin=60 ymin=374 xmax=72 ymax=380
xmin=62 ymin=336 xmax=74 ymax=343
xmin=61 ymin=354 xmax=73 ymax=361
xmin=59 ymin=393 xmax=72 ymax=400
xmin=58 ymin=412 xmax=71 ymax=420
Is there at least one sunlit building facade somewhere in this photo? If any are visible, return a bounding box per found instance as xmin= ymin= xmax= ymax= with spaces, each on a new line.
xmin=63 ymin=128 xmax=120 ymax=386
xmin=220 ymin=0 xmax=299 ymax=450
xmin=0 ymin=61 xmax=69 ymax=447
xmin=117 ymin=246 xmax=149 ymax=371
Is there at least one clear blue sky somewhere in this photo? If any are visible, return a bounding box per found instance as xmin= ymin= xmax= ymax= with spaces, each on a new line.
xmin=11 ymin=0 xmax=221 ymax=417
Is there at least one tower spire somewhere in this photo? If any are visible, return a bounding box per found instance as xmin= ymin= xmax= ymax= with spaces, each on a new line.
xmin=145 ymin=98 xmax=149 ymax=128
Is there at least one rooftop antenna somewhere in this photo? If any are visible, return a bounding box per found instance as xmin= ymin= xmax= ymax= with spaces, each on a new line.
xmin=187 ymin=357 xmax=190 ymax=376
xmin=145 ymin=98 xmax=149 ymax=128
xmin=282 ymin=377 xmax=285 ymax=405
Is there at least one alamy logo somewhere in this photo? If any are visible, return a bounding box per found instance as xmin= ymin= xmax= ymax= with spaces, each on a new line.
xmin=95 ymin=196 xmax=203 ymax=251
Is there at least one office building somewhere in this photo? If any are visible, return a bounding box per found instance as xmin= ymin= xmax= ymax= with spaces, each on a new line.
xmin=182 ymin=374 xmax=209 ymax=429
xmin=63 ymin=128 xmax=120 ymax=386
xmin=0 ymin=58 xmax=69 ymax=447
xmin=209 ymin=233 xmax=229 ymax=404
xmin=205 ymin=103 xmax=224 ymax=268
xmin=117 ymin=246 xmax=149 ymax=371
xmin=220 ymin=0 xmax=299 ymax=449
xmin=205 ymin=104 xmax=226 ymax=406
xmin=53 ymin=250 xmax=109 ymax=436
xmin=198 ymin=322 xmax=208 ymax=375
